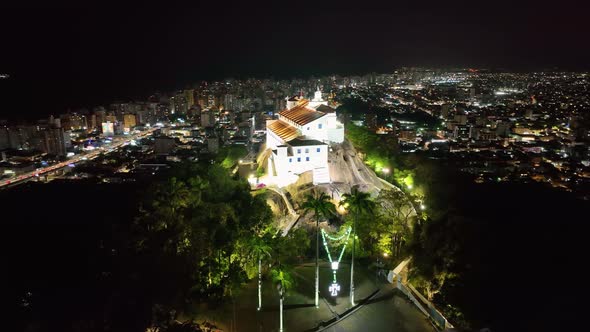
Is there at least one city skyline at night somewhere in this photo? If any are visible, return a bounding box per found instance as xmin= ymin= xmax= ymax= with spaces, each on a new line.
xmin=2 ymin=2 xmax=590 ymax=332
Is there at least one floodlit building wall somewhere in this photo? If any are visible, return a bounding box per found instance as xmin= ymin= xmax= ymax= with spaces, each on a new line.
xmin=268 ymin=143 xmax=330 ymax=185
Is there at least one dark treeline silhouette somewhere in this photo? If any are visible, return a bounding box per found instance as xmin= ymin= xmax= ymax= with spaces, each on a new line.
xmin=409 ymin=164 xmax=590 ymax=331
xmin=4 ymin=181 xmax=153 ymax=331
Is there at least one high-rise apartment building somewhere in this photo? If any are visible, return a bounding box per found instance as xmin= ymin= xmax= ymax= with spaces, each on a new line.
xmin=185 ymin=89 xmax=195 ymax=108
xmin=123 ymin=114 xmax=137 ymax=130
xmin=43 ymin=127 xmax=67 ymax=156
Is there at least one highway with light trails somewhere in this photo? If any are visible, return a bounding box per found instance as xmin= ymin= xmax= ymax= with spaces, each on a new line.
xmin=0 ymin=127 xmax=158 ymax=189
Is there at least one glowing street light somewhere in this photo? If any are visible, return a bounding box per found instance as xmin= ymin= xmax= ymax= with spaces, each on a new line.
xmin=382 ymin=168 xmax=390 ymax=174
xmin=420 ymin=204 xmax=426 ymax=210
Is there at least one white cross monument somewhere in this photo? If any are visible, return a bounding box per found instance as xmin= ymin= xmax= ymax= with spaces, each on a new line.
xmin=329 ymin=282 xmax=341 ymax=297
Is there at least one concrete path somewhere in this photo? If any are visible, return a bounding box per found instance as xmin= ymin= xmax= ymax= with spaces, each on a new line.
xmin=320 ymin=288 xmax=434 ymax=332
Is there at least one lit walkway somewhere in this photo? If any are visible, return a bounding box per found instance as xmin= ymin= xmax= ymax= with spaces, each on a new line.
xmin=186 ymin=262 xmax=434 ymax=332
xmin=319 ymin=285 xmax=434 ymax=332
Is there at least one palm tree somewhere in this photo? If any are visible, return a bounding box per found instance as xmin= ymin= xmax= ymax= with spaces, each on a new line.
xmin=339 ymin=185 xmax=375 ymax=306
xmin=302 ymin=190 xmax=336 ymax=308
xmin=166 ymin=178 xmax=192 ymax=212
xmin=271 ymin=266 xmax=294 ymax=332
xmin=147 ymin=177 xmax=192 ymax=236
xmin=248 ymin=236 xmax=272 ymax=311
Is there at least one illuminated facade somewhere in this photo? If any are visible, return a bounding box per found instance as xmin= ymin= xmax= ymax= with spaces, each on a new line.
xmin=101 ymin=121 xmax=115 ymax=137
xmin=123 ymin=114 xmax=137 ymax=130
xmin=265 ymin=89 xmax=344 ymax=186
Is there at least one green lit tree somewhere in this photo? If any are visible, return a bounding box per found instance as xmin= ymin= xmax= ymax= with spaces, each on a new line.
xmin=256 ymin=165 xmax=266 ymax=180
xmin=302 ymin=190 xmax=336 ymax=308
xmin=340 ymin=185 xmax=375 ymax=306
xmin=155 ymin=177 xmax=190 ymax=216
xmin=376 ymin=189 xmax=416 ymax=258
xmin=408 ymin=215 xmax=465 ymax=301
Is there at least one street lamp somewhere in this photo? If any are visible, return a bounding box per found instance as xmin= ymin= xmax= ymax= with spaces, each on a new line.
xmin=382 ymin=168 xmax=390 ymax=174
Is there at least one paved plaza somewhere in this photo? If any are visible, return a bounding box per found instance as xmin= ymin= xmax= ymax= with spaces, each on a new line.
xmin=187 ymin=261 xmax=435 ymax=332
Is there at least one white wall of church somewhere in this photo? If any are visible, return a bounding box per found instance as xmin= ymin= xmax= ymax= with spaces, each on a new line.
xmin=269 ymin=145 xmax=289 ymax=178
xmin=300 ymin=118 xmax=327 ymax=142
xmin=299 ymin=117 xmax=344 ymax=144
xmin=325 ymin=113 xmax=338 ymax=128
xmin=328 ymin=128 xmax=344 ymax=143
xmin=286 ymin=100 xmax=298 ymax=110
xmin=266 ymin=130 xmax=284 ymax=149
xmin=270 ymin=144 xmax=328 ymax=177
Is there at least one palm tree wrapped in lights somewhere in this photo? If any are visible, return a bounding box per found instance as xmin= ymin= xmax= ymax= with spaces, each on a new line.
xmin=302 ymin=190 xmax=336 ymax=308
xmin=248 ymin=236 xmax=272 ymax=311
xmin=339 ymin=185 xmax=375 ymax=306
xmin=271 ymin=266 xmax=294 ymax=332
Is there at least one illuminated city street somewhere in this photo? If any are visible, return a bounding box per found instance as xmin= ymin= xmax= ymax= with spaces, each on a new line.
xmin=0 ymin=127 xmax=157 ymax=188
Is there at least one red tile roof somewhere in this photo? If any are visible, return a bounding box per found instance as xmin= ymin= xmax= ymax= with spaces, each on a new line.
xmin=279 ymin=102 xmax=326 ymax=126
xmin=267 ymin=120 xmax=300 ymax=142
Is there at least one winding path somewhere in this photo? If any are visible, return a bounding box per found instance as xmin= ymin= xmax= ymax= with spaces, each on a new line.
xmin=266 ymin=186 xmax=300 ymax=236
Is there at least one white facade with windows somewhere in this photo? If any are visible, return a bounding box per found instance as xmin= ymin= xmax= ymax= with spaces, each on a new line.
xmin=264 ymin=90 xmax=344 ymax=186
xmin=268 ymin=142 xmax=329 ymax=185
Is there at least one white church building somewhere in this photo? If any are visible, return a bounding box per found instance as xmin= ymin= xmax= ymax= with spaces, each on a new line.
xmin=265 ymin=89 xmax=344 ymax=187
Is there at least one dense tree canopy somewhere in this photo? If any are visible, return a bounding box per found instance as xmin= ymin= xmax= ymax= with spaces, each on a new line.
xmin=5 ymin=161 xmax=276 ymax=332
xmin=217 ymin=146 xmax=248 ymax=169
xmin=135 ymin=163 xmax=274 ymax=305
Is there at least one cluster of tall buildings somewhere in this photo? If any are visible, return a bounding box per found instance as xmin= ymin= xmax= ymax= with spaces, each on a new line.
xmin=0 ymin=117 xmax=70 ymax=157
xmin=0 ymin=102 xmax=157 ymax=156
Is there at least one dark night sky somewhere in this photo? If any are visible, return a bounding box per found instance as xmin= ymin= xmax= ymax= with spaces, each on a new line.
xmin=0 ymin=0 xmax=588 ymax=120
